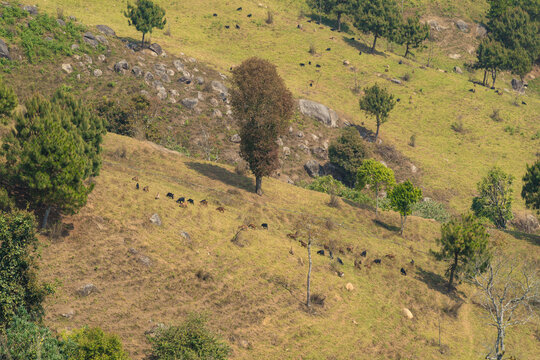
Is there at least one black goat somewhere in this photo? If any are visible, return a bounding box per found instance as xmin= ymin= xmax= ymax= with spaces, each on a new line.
xmin=136 ymin=183 xmax=139 ymax=190
xmin=176 ymin=197 xmax=185 ymax=204
xmin=261 ymin=223 xmax=268 ymax=229
xmin=166 ymin=192 xmax=174 ymax=199
xmin=400 ymin=268 xmax=407 ymax=276
xmin=187 ymin=199 xmax=194 ymax=205
xmin=374 ymin=259 xmax=381 ymax=264
xmin=317 ymin=250 xmax=325 ymax=256
xmin=337 ymin=257 xmax=344 ymax=265
xmin=360 ymin=250 xmax=367 ymax=257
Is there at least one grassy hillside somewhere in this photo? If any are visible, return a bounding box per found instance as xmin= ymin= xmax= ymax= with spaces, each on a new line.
xmin=29 ymin=0 xmax=539 ymax=214
xmin=37 ymin=133 xmax=539 ymax=360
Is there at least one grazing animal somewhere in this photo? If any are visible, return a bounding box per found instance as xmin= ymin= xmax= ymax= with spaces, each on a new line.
xmin=410 ymin=259 xmax=415 ymax=266
xmin=354 ymin=259 xmax=362 ymax=269
xmin=238 ymin=225 xmax=248 ymax=231
xmin=213 ymin=13 xmax=218 ymax=17
xmin=522 ymin=101 xmax=527 ymax=105
xmin=396 ymin=98 xmax=401 ymax=102
xmin=132 ymin=176 xmax=139 ymax=181
xmin=200 ymin=199 xmax=208 ymax=206
xmin=374 ymin=259 xmax=381 ymax=264
xmin=248 ymin=223 xmax=256 ymax=229
xmin=143 ymin=186 xmax=149 ymax=192
xmin=237 ymin=7 xmax=242 ymax=11
xmin=308 ymin=61 xmax=311 ymax=65
xmin=166 ymin=192 xmax=174 ymax=199
xmin=289 ymin=247 xmax=294 ymax=255
xmin=346 ymin=246 xmax=353 ymax=253
xmin=225 ymin=25 xmax=230 ymax=29
xmin=261 ymin=223 xmax=268 ymax=230
xmin=247 ymin=14 xmax=252 ymax=17
xmin=317 ymin=250 xmax=325 ymax=256
xmin=287 ymin=232 xmax=298 ymax=240
xmin=216 ymin=207 xmax=225 ymax=213
xmin=360 ymin=250 xmax=367 ymax=257
xmin=469 ymin=88 xmax=475 ymax=93
xmin=323 ymin=244 xmax=329 ymax=251
xmin=337 ymin=271 xmax=344 ymax=277
xmin=401 ymin=268 xmax=407 ymax=276
xmin=309 ymin=83 xmax=313 ymax=87
xmin=187 ymin=199 xmax=194 ymax=205
xmin=364 ymin=262 xmax=372 ymax=270
xmin=136 ymin=183 xmax=140 ymax=190
xmin=385 ymin=254 xmax=395 ymax=260
xmin=179 ymin=202 xmax=188 ymax=208
xmin=307 ymin=19 xmax=312 ymax=23
xmin=315 ymin=64 xmax=321 ymax=68
xmin=176 ymin=197 xmax=185 ymax=204
xmin=329 ymin=250 xmax=334 ymax=259
xmin=300 ymin=63 xmax=305 ymax=67
xmin=155 ymin=193 xmax=160 ymax=200
xmin=299 ymin=240 xmax=307 ymax=248
xmin=326 ymin=47 xmax=331 ymax=51
xmin=337 ymin=257 xmax=344 ymax=265
xmin=235 ymin=24 xmax=240 ymax=29
xmin=359 ymin=51 xmax=362 ymax=55
xmin=297 ymin=24 xmax=301 ymax=29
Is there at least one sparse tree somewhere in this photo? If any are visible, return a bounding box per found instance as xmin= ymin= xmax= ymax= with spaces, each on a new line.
xmin=353 ymin=0 xmax=400 ymax=53
xmin=435 ymin=213 xmax=490 ymax=289
xmin=0 ymin=79 xmax=17 ymax=123
xmin=472 ymin=167 xmax=514 ymax=229
xmin=306 ymin=0 xmax=351 ymax=31
xmin=356 ymin=158 xmax=395 ymax=214
xmin=395 ymin=15 xmax=430 ymax=57
xmin=468 ymin=255 xmax=539 ymax=360
xmin=359 ymin=83 xmax=396 ymax=142
xmin=328 ymin=127 xmax=370 ymax=187
xmin=124 ymin=0 xmax=166 ymax=48
xmin=231 ymin=57 xmax=294 ymax=195
xmin=1 ymin=90 xmax=106 ymax=227
xmin=521 ymin=160 xmax=540 ymax=212
xmin=474 ymin=38 xmax=508 ymax=87
xmin=387 ymin=180 xmax=422 ymax=235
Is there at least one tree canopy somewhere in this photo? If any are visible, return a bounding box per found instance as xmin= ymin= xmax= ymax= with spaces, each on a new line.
xmin=521 ymin=160 xmax=540 ymax=212
xmin=359 ymin=83 xmax=395 ymax=142
xmin=472 ymin=167 xmax=514 ymax=229
xmin=395 ymin=15 xmax=430 ymax=57
xmin=435 ymin=213 xmax=490 ymax=289
xmin=328 ymin=127 xmax=370 ymax=187
xmin=124 ymin=0 xmax=166 ymax=48
xmin=388 ymin=180 xmax=422 ymax=235
xmin=231 ymin=57 xmax=294 ymax=195
xmin=0 ymin=78 xmax=17 ymax=123
xmin=306 ymin=0 xmax=351 ymax=31
xmin=356 ymin=158 xmax=395 ymax=214
xmin=353 ymin=0 xmax=400 ymax=53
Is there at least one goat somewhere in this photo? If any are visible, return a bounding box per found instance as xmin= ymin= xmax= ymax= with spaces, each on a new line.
xmin=346 ymin=246 xmax=353 ymax=253
xmin=326 ymin=48 xmax=331 ymax=51
xmin=374 ymin=259 xmax=381 ymax=264
xmin=200 ymin=199 xmax=208 ymax=206
xmin=143 ymin=186 xmax=149 ymax=192
xmin=216 ymin=207 xmax=225 ymax=213
xmin=469 ymin=88 xmax=475 ymax=93
xmin=238 ymin=224 xmax=248 ymax=231
xmin=166 ymin=192 xmax=174 ymax=199
xmin=401 ymin=268 xmax=407 ymax=276
xmin=289 ymin=247 xmax=294 ymax=255
xmin=299 ymin=240 xmax=307 ymax=248
xmin=247 ymin=14 xmax=252 ymax=17
xmin=299 ymin=63 xmax=305 ymax=67
xmin=176 ymin=197 xmax=185 ymax=204
xmin=155 ymin=193 xmax=160 ymax=200
xmin=235 ymin=24 xmax=240 ymax=29
xmin=315 ymin=64 xmax=321 ymax=68
xmin=248 ymin=223 xmax=256 ymax=230
xmin=308 ymin=61 xmax=311 ymax=65
xmin=187 ymin=199 xmax=194 ymax=205
xmin=179 ymin=202 xmax=188 ymax=208
xmin=213 ymin=13 xmax=218 ymax=17
xmin=317 ymin=249 xmax=325 ymax=256
xmin=337 ymin=257 xmax=344 ymax=265
xmin=261 ymin=223 xmax=268 ymax=230
xmin=136 ymin=183 xmax=140 ymax=190
xmin=354 ymin=259 xmax=362 ymax=269
xmin=237 ymin=7 xmax=242 ymax=11
xmin=132 ymin=176 xmax=139 ymax=181
xmin=410 ymin=259 xmax=415 ymax=266
xmin=287 ymin=232 xmax=298 ymax=240
xmin=360 ymin=250 xmax=367 ymax=257
xmin=328 ymin=250 xmax=334 ymax=259
xmin=225 ymin=25 xmax=230 ymax=29
xmin=385 ymin=254 xmax=395 ymax=260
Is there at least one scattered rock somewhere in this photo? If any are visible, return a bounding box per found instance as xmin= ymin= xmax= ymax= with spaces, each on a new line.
xmin=239 ymin=339 xmax=250 ymax=349
xmin=83 ymin=54 xmax=92 ymax=64
xmin=145 ymin=323 xmax=166 ymax=337
xmin=428 ymin=20 xmax=441 ymax=32
xmin=282 ymin=146 xmax=291 ymax=157
xmin=61 ymin=63 xmax=73 ymax=74
xmin=170 ymin=89 xmax=179 ymax=97
xmin=475 ymin=24 xmax=487 ymax=38
xmin=511 ymin=78 xmax=525 ymax=92
xmin=455 ymin=20 xmax=469 ymax=32
xmin=230 ymin=134 xmax=241 ymax=143
xmin=95 ymin=35 xmax=108 ymax=45
xmin=157 ymin=89 xmax=167 ymax=100
xmin=173 ymin=59 xmax=184 ymax=71
xmin=209 ymin=98 xmax=219 ymax=107
xmin=197 ymin=91 xmax=205 ymax=101
xmin=93 ymin=69 xmax=102 ymax=77
xmin=160 ymin=73 xmax=171 ymax=83
xmin=144 ymin=71 xmax=154 ymax=83
xmin=0 ymin=39 xmax=10 ymax=59
xmin=149 ymin=43 xmax=163 ymax=56
xmin=276 ymin=138 xmax=283 ymax=146
xmin=137 ymin=255 xmax=152 ymax=267
xmin=180 ymin=231 xmax=191 ymax=243
xmin=71 ymin=43 xmax=79 ymax=51
xmin=402 ymin=308 xmax=414 ymax=319
xmin=57 ymin=18 xmax=66 ymax=27
xmin=188 ymin=57 xmax=197 ymax=63
xmin=181 ymin=98 xmax=198 ymax=109
xmin=196 ymin=76 xmax=205 ymax=85
xmin=61 ymin=309 xmax=75 ymax=319
xmin=448 ymin=53 xmax=461 ymax=60
xmin=114 ymin=60 xmax=129 ymax=73
xmin=76 ymin=284 xmax=98 ymax=297
xmin=149 ymin=213 xmax=162 ymax=226
xmin=212 ymin=109 xmax=222 ymax=118
xmin=96 ymin=25 xmax=116 ymax=37
xmin=453 ymin=66 xmax=463 ymax=74
xmin=22 ymin=5 xmax=38 ymax=15
xmin=68 ymin=15 xmax=77 ymax=21
xmin=391 ymin=78 xmax=402 ymax=84
xmin=343 ymin=60 xmax=350 ymax=66
xmin=296 ymin=131 xmax=304 ymax=138
xmin=83 ymin=32 xmax=98 ymax=47
xmin=346 ymin=283 xmax=354 ymax=291
xmin=311 ymin=147 xmax=328 ymax=160
xmin=132 ymin=66 xmax=143 ymax=77
xmin=210 ymin=80 xmax=228 ymax=95
xmin=298 ymin=144 xmax=309 ymax=153
xmin=298 ymin=99 xmax=339 ymax=128
xmin=304 ymin=160 xmax=321 ymax=177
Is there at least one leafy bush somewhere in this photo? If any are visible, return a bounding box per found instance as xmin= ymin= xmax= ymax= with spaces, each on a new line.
xmin=328 ymin=127 xmax=370 ymax=186
xmin=0 ymin=310 xmax=67 ymax=360
xmin=148 ymin=313 xmax=230 ymax=360
xmin=0 ymin=187 xmax=15 ymax=211
xmin=302 ymin=175 xmax=374 ymax=207
xmin=412 ymin=199 xmax=450 ymax=223
xmin=64 ymin=327 xmax=130 ymax=360
xmin=97 ymin=99 xmax=133 ymax=136
xmin=0 ymin=78 xmax=18 ymax=122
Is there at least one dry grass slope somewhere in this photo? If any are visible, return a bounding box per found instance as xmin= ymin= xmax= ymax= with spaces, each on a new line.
xmin=38 ymin=134 xmax=539 ymax=359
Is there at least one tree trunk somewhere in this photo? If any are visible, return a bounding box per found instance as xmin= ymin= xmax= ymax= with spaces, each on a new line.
xmin=41 ymin=206 xmax=51 ymax=229
xmin=318 ymin=0 xmax=322 ymax=24
xmin=448 ymin=252 xmax=458 ymax=289
xmin=400 ymin=215 xmax=405 ymax=235
xmin=492 ymin=69 xmax=497 ymax=87
xmin=255 ymin=176 xmax=263 ymax=196
xmin=371 ymin=34 xmax=378 ymax=53
xmin=375 ymin=186 xmax=379 ymax=215
xmin=337 ymin=13 xmax=341 ymax=32
xmin=142 ymin=32 xmax=146 ymax=48
xmin=483 ymin=70 xmax=488 ymax=87
xmin=404 ymin=43 xmax=410 ymax=58
xmin=375 ymin=116 xmax=380 ymax=142
xmin=306 ymin=236 xmax=312 ymax=307
xmin=495 ymin=327 xmax=505 ymax=360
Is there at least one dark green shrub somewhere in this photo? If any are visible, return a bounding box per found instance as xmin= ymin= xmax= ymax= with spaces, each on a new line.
xmin=0 ymin=78 xmax=17 ymax=123
xmin=97 ymin=99 xmax=133 ymax=136
xmin=302 ymin=175 xmax=374 ymax=207
xmin=148 ymin=313 xmax=230 ymax=360
xmin=64 ymin=327 xmax=130 ymax=360
xmin=328 ymin=127 xmax=370 ymax=186
xmin=0 ymin=187 xmax=15 ymax=211
xmin=0 ymin=310 xmax=67 ymax=360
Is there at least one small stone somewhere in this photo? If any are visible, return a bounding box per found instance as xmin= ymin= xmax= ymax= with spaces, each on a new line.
xmin=114 ymin=60 xmax=129 ymax=73
xmin=181 ymin=98 xmax=198 ymax=109
xmin=61 ymin=309 xmax=75 ymax=319
xmin=150 ymin=213 xmax=162 ymax=226
xmin=391 ymin=78 xmax=402 ymax=84
xmin=448 ymin=53 xmax=461 ymax=60
xmin=282 ymin=147 xmax=291 ymax=157
xmin=180 ymin=231 xmax=191 ymax=242
xmin=76 ymin=284 xmax=98 ymax=297
xmin=209 ymin=98 xmax=219 ymax=107
xmin=297 ymin=131 xmax=304 ymax=138
xmin=83 ymin=54 xmax=92 ymax=64
xmin=212 ymin=109 xmax=222 ymax=118
xmin=96 ymin=25 xmax=116 ymax=37
xmin=96 ymin=35 xmax=108 ymax=45
xmin=346 ymin=283 xmax=354 ymax=291
xmin=132 ymin=66 xmax=143 ymax=77
xmin=402 ymin=308 xmax=414 ymax=319
xmin=276 ymin=138 xmax=283 ymax=146
xmin=230 ymin=134 xmax=241 ymax=143
xmin=304 ymin=160 xmax=321 ymax=177
xmin=239 ymin=339 xmax=250 ymax=349
xmin=454 ymin=66 xmax=463 ymax=74
xmin=93 ymin=69 xmax=102 ymax=77
xmin=145 ymin=72 xmax=154 ymax=82
xmin=0 ymin=39 xmax=10 ymax=59
xmin=173 ymin=59 xmax=184 ymax=71
xmin=197 ymin=91 xmax=205 ymax=101
xmin=61 ymin=63 xmax=73 ymax=74
xmin=455 ymin=20 xmax=469 ymax=32
xmin=71 ymin=43 xmax=79 ymax=51
xmin=57 ymin=19 xmax=66 ymax=27
xmin=196 ymin=76 xmax=205 ymax=85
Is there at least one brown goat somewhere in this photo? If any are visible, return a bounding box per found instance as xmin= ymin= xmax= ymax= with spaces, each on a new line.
xmin=216 ymin=207 xmax=225 ymax=213
xmin=179 ymin=202 xmax=188 ymax=208
xmin=200 ymin=199 xmax=208 ymax=206
xmin=247 ymin=223 xmax=256 ymax=229
xmin=143 ymin=186 xmax=149 ymax=192
xmin=132 ymin=176 xmax=139 ymax=181
xmin=299 ymin=240 xmax=307 ymax=248
xmin=384 ymin=254 xmax=395 ymax=260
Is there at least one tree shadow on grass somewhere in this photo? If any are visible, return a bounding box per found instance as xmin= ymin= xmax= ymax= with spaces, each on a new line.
xmin=503 ymin=229 xmax=540 ymax=246
xmin=305 ymin=13 xmax=352 ymax=34
xmin=415 ymin=267 xmax=464 ymax=302
xmin=372 ymin=218 xmax=400 ymax=233
xmin=185 ymin=162 xmax=254 ymax=193
xmin=352 ymin=124 xmax=376 ymax=143
xmin=343 ymin=198 xmax=373 ymax=211
xmin=343 ymin=36 xmax=387 ymax=57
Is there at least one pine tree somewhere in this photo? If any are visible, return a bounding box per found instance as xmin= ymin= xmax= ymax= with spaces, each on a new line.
xmin=521 ymin=160 xmax=540 ymax=212
xmin=231 ymin=58 xmax=294 ymax=196
xmin=474 ymin=39 xmax=508 ymax=87
xmin=124 ymin=0 xmax=166 ymax=48
xmin=395 ymin=16 xmax=430 ymax=57
xmin=0 ymin=78 xmax=17 ymax=123
xmin=359 ymin=83 xmax=395 ymax=142
xmin=353 ymin=0 xmax=400 ymax=53
xmin=472 ymin=167 xmax=514 ymax=229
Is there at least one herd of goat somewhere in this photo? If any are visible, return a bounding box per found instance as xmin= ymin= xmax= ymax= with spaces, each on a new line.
xmin=132 ymin=176 xmax=410 ymax=278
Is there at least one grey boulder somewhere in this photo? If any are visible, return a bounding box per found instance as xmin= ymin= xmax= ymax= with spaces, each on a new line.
xmin=96 ymin=25 xmax=116 ymax=37
xmin=298 ymin=99 xmax=339 ymax=128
